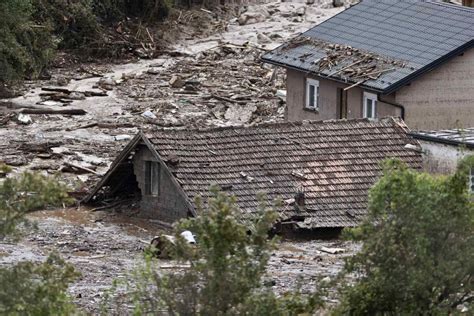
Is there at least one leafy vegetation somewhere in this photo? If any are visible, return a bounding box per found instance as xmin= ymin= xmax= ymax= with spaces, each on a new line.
xmin=0 ymin=164 xmax=79 ymax=314
xmin=0 ymin=0 xmax=54 ymax=82
xmin=0 ymin=0 xmax=173 ymax=83
xmin=104 ymin=189 xmax=322 ymax=315
xmin=336 ymin=158 xmax=474 ymax=315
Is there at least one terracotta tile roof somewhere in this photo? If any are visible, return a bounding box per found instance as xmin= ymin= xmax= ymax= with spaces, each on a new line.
xmin=146 ymin=117 xmax=422 ymax=228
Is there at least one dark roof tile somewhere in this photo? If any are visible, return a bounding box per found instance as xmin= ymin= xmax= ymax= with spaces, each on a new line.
xmin=262 ymin=0 xmax=474 ymax=93
xmin=146 ymin=118 xmax=422 ymax=228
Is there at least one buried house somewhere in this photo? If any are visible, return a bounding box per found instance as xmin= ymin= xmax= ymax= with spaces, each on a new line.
xmin=261 ymin=0 xmax=474 ymax=130
xmin=85 ymin=118 xmax=422 ymax=230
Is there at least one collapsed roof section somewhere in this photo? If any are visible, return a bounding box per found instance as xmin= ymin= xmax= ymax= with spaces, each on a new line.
xmin=262 ymin=0 xmax=474 ymax=94
xmin=86 ymin=117 xmax=422 ymax=228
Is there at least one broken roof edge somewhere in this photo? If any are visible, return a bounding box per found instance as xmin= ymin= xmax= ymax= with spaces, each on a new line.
xmin=82 ymin=132 xmax=145 ymax=204
xmin=144 ymin=117 xmax=406 ymax=136
xmin=261 ymin=55 xmax=386 ymax=94
xmin=262 ymin=40 xmax=474 ymax=95
xmin=82 ymin=131 xmax=197 ymax=217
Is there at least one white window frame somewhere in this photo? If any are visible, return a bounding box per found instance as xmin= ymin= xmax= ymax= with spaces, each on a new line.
xmin=305 ymin=78 xmax=320 ymax=110
xmin=363 ymin=92 xmax=378 ymax=119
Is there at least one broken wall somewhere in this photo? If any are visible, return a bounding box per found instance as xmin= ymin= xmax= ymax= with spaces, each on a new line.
xmin=133 ymin=145 xmax=189 ymax=222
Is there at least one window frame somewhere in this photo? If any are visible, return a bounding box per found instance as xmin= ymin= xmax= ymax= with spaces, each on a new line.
xmin=305 ymin=78 xmax=320 ymax=111
xmin=145 ymin=161 xmax=160 ymax=197
xmin=363 ymin=92 xmax=378 ymax=119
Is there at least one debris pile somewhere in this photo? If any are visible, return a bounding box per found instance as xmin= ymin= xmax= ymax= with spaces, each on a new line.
xmin=279 ymin=36 xmax=406 ymax=87
xmin=116 ymin=44 xmax=286 ymax=128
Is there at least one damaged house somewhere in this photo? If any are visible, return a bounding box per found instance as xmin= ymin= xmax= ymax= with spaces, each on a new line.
xmin=262 ymin=0 xmax=474 ymax=130
xmin=85 ymin=118 xmax=422 ymax=231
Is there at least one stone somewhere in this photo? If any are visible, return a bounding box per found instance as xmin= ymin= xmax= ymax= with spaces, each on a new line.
xmin=169 ymin=75 xmax=184 ymax=88
xmin=17 ymin=113 xmax=32 ymax=125
xmin=296 ymin=6 xmax=306 ymax=16
xmin=68 ymin=92 xmax=86 ymax=100
xmin=257 ymin=33 xmax=272 ymax=44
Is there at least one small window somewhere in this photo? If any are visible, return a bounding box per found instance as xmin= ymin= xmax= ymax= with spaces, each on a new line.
xmin=306 ymin=78 xmax=320 ymax=110
xmin=469 ymin=168 xmax=474 ymax=193
xmin=145 ymin=161 xmax=160 ymax=196
xmin=363 ymin=92 xmax=377 ymax=119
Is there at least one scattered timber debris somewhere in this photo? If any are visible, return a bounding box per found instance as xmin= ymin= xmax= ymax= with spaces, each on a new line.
xmin=279 ymin=36 xmax=405 ymax=86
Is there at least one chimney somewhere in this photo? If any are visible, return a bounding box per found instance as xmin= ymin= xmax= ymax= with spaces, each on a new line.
xmin=462 ymin=0 xmax=474 ymax=7
xmin=294 ymin=192 xmax=305 ymax=211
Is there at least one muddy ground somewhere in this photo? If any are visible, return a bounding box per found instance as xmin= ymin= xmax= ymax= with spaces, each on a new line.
xmin=0 ymin=1 xmax=360 ymax=314
xmin=1 ymin=207 xmax=359 ymax=314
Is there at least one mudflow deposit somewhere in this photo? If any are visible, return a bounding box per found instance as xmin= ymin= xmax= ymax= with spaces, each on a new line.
xmin=0 ymin=1 xmax=360 ymax=313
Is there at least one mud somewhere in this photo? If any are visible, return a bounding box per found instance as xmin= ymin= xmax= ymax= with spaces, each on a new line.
xmin=0 ymin=207 xmax=358 ymax=313
xmin=0 ymin=1 xmax=359 ymax=314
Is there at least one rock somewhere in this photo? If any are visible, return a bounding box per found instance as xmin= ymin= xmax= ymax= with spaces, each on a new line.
xmin=306 ymin=0 xmax=315 ymax=4
xmin=68 ymin=92 xmax=86 ymax=100
xmin=98 ymin=78 xmax=116 ymax=90
xmin=141 ymin=110 xmax=157 ymax=120
xmin=17 ymin=113 xmax=32 ymax=125
xmin=237 ymin=7 xmax=269 ymax=25
xmin=276 ymin=90 xmax=287 ymax=100
xmin=257 ymin=33 xmax=272 ymax=44
xmin=333 ymin=0 xmax=344 ymax=7
xmin=146 ymin=68 xmax=160 ymax=75
xmin=169 ymin=75 xmax=184 ymax=88
xmin=296 ymin=6 xmax=306 ymax=16
xmin=224 ymin=104 xmax=257 ymax=124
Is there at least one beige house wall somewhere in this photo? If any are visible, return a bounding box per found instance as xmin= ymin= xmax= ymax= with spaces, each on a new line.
xmin=395 ymin=48 xmax=474 ymax=130
xmin=285 ymin=48 xmax=473 ymax=129
xmin=285 ymin=69 xmax=400 ymax=122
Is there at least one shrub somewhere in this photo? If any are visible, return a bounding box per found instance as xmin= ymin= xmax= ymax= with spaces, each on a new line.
xmin=0 ymin=0 xmax=55 ymax=82
xmin=336 ymin=159 xmax=474 ymax=315
xmin=104 ymin=189 xmax=322 ymax=315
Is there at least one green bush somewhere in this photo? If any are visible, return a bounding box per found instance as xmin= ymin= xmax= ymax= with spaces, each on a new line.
xmin=336 ymin=159 xmax=474 ymax=315
xmin=104 ymin=189 xmax=322 ymax=315
xmin=0 ymin=0 xmax=55 ymax=82
xmin=0 ymin=166 xmax=79 ymax=314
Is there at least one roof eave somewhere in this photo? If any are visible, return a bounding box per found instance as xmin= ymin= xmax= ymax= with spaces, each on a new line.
xmin=410 ymin=132 xmax=474 ymax=150
xmin=381 ymin=40 xmax=474 ymax=95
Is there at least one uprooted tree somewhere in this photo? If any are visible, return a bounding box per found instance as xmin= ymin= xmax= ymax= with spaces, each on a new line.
xmin=0 ymin=164 xmax=79 ymax=315
xmin=336 ymin=158 xmax=474 ymax=315
xmin=103 ymin=189 xmax=323 ymax=315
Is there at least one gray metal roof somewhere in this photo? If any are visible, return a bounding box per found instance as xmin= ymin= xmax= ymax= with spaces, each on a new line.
xmin=262 ymin=0 xmax=474 ymax=94
xmin=411 ymin=128 xmax=474 ymax=149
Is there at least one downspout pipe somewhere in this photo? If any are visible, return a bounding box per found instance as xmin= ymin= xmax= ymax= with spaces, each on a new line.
xmin=378 ymin=94 xmax=405 ymax=121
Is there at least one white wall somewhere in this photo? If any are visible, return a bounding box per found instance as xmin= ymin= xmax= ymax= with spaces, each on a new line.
xmin=419 ymin=140 xmax=474 ymax=174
